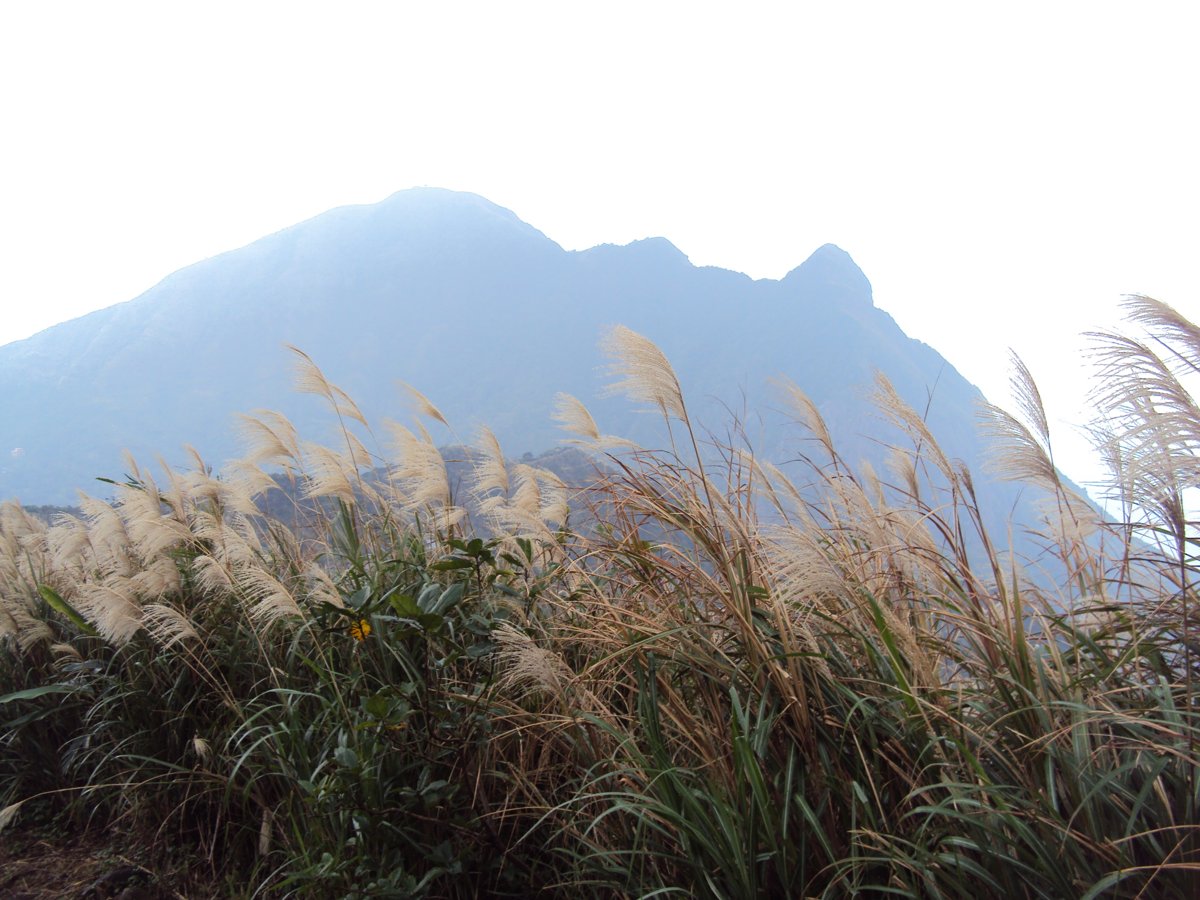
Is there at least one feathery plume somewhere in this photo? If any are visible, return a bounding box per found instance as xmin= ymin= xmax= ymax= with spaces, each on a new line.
xmin=601 ymin=325 xmax=686 ymax=421
xmin=1121 ymin=294 xmax=1200 ymax=374
xmin=304 ymin=561 xmax=343 ymax=609
xmin=302 ymin=443 xmax=358 ymax=505
xmin=236 ymin=410 xmax=303 ymax=467
xmin=774 ymin=377 xmax=836 ymax=462
xmin=130 ymin=556 xmax=183 ymax=600
xmin=236 ymin=566 xmax=302 ymax=626
xmin=399 ymin=382 xmax=450 ymax=429
xmin=143 ymin=603 xmax=200 ymax=649
xmin=979 ymin=404 xmax=1057 ymax=488
xmin=193 ymin=554 xmax=235 ymax=595
xmin=220 ymin=460 xmax=280 ymax=516
xmin=193 ymin=736 xmax=213 ymax=766
xmin=872 ymin=372 xmax=956 ymax=484
xmin=493 ymin=622 xmax=574 ymax=707
xmin=0 ymin=801 xmax=24 ymax=833
xmin=471 ymin=426 xmax=509 ymax=498
xmin=386 ymin=421 xmax=457 ymax=516
xmin=79 ymin=581 xmax=143 ymax=645
xmin=553 ymin=393 xmax=601 ymax=442
xmin=119 ymin=483 xmax=192 ymax=561
xmin=287 ymin=345 xmax=369 ymax=427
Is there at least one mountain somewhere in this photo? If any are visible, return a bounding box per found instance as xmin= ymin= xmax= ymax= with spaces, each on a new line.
xmin=1 ymin=188 xmax=1013 ymax=525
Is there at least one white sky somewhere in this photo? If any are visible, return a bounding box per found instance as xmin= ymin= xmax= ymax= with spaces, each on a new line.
xmin=2 ymin=2 xmax=1197 ymax=492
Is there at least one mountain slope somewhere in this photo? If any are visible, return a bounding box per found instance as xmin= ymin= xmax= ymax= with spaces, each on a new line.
xmin=2 ymin=188 xmax=1000 ymax=518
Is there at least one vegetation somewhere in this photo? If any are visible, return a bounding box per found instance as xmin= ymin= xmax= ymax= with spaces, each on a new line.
xmin=1 ymin=299 xmax=1198 ymax=898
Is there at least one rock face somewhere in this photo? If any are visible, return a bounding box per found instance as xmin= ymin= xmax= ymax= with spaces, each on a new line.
xmin=2 ymin=187 xmax=996 ymax=512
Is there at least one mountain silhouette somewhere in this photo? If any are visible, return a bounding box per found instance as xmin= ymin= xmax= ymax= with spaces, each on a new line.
xmin=1 ymin=189 xmax=1024 ymax=538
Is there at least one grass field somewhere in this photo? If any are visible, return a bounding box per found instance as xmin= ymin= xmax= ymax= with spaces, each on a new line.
xmin=2 ymin=299 xmax=1198 ymax=898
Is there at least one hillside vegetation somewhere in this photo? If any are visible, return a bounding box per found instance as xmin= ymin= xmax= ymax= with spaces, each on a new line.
xmin=1 ymin=298 xmax=1198 ymax=898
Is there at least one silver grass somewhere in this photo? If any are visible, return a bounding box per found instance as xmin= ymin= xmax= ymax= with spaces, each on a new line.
xmin=886 ymin=444 xmax=923 ymax=504
xmin=181 ymin=443 xmax=211 ymax=477
xmin=765 ymin=524 xmax=854 ymax=611
xmin=1121 ymin=294 xmax=1200 ymax=374
xmin=230 ymin=512 xmax=267 ymax=557
xmin=193 ymin=554 xmax=235 ymax=595
xmin=192 ymin=736 xmax=213 ymax=765
xmin=302 ymin=442 xmax=358 ymax=505
xmin=179 ymin=468 xmax=225 ymax=510
xmin=758 ymin=459 xmax=812 ymax=522
xmin=50 ymin=642 xmax=82 ymax=661
xmin=236 ymin=409 xmax=303 ymax=467
xmin=47 ymin=517 xmax=91 ymax=572
xmin=979 ymin=403 xmax=1058 ymax=488
xmin=471 ymin=426 xmax=509 ymax=498
xmin=0 ymin=800 xmax=24 ymax=833
xmin=400 ymin=382 xmax=451 ymax=429
xmin=10 ymin=608 xmax=53 ymax=651
xmin=553 ymin=393 xmax=601 ymax=442
xmin=385 ymin=421 xmax=456 ymax=514
xmin=143 ymin=602 xmax=200 ymax=648
xmin=601 ymin=325 xmax=687 ymax=421
xmin=156 ymin=456 xmax=192 ymax=521
xmin=1032 ymin=491 xmax=1100 ymax=544
xmin=0 ymin=604 xmax=18 ymax=643
xmin=130 ymin=556 xmax=183 ymax=600
xmin=79 ymin=581 xmax=143 ymax=645
xmin=484 ymin=464 xmax=570 ymax=538
xmin=219 ymin=461 xmax=280 ymax=517
xmin=305 ymin=561 xmax=343 ymax=609
xmin=1009 ymin=351 xmax=1051 ymax=448
xmin=872 ymin=372 xmax=956 ymax=484
xmin=1091 ymin=334 xmax=1200 ymax=447
xmin=509 ymin=464 xmax=543 ymax=522
xmin=0 ymin=502 xmax=43 ymax=541
xmin=79 ymin=495 xmax=131 ymax=556
xmin=118 ymin=484 xmax=192 ymax=561
xmin=493 ymin=622 xmax=575 ymax=707
xmin=201 ymin=518 xmax=261 ymax=575
xmin=120 ymin=449 xmax=151 ymax=491
xmin=759 ymin=530 xmax=830 ymax=675
xmin=287 ymin=345 xmax=369 ymax=427
xmin=774 ymin=377 xmax=837 ymax=462
xmin=535 ymin=468 xmax=570 ymax=529
xmin=236 ymin=566 xmax=301 ymax=625
xmin=342 ymin=428 xmax=375 ymax=475
xmin=188 ymin=508 xmax=226 ymax=545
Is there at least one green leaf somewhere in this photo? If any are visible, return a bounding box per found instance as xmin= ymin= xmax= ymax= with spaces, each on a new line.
xmin=388 ymin=593 xmax=420 ymax=618
xmin=0 ymin=683 xmax=81 ymax=705
xmin=364 ymin=693 xmax=391 ymax=719
xmin=334 ymin=747 xmax=359 ymax=769
xmin=38 ymin=585 xmax=97 ymax=636
xmin=345 ymin=585 xmax=371 ymax=610
xmin=1081 ymin=870 xmax=1140 ymax=900
xmin=421 ymin=582 xmax=465 ymax=615
xmin=417 ymin=613 xmax=445 ymax=631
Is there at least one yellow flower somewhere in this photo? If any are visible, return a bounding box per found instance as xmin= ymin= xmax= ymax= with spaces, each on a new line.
xmin=349 ymin=619 xmax=372 ymax=641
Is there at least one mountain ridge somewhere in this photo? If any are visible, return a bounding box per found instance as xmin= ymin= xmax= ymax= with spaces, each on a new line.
xmin=2 ymin=188 xmax=1001 ymax=520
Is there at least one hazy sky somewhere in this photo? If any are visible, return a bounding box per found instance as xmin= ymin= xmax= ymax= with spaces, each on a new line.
xmin=2 ymin=2 xmax=1197 ymax=489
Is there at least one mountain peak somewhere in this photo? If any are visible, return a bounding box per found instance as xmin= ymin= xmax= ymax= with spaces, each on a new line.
xmin=782 ymin=243 xmax=873 ymax=306
xmin=356 ymin=187 xmax=560 ymax=247
xmin=575 ymin=235 xmax=691 ymax=268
